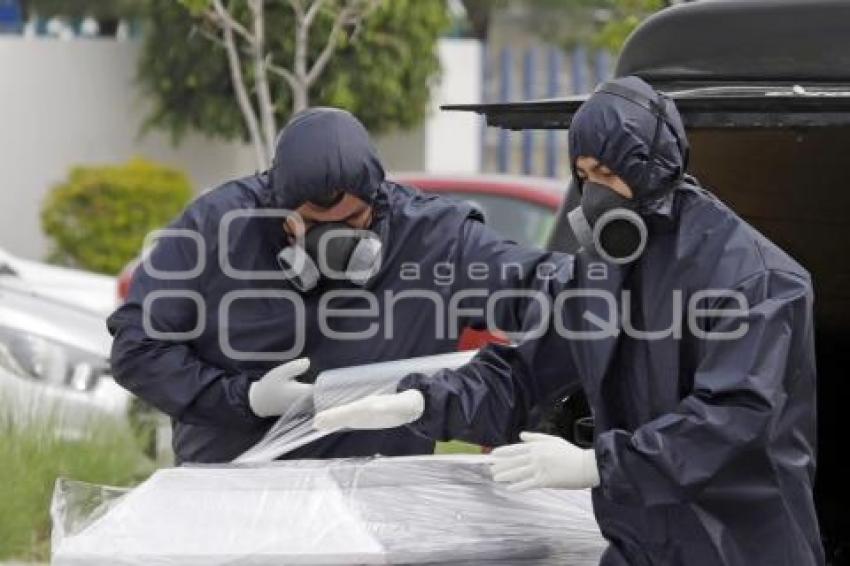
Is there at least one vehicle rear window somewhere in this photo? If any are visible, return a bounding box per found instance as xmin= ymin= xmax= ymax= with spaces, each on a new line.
xmin=445 ymin=192 xmax=555 ymax=248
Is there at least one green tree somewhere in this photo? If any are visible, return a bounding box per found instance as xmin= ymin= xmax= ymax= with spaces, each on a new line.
xmin=458 ymin=0 xmax=508 ymax=41
xmin=459 ymin=0 xmax=667 ymax=52
xmin=587 ymin=0 xmax=667 ymax=51
xmin=139 ymin=0 xmax=449 ymax=169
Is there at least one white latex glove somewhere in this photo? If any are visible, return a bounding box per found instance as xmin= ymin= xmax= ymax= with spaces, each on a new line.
xmin=312 ymin=389 xmax=425 ymax=431
xmin=248 ymin=358 xmax=313 ymax=418
xmin=490 ymin=431 xmax=600 ymax=491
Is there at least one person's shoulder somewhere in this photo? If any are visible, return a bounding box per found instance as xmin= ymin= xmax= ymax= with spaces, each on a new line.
xmin=675 ymin=178 xmax=810 ymax=287
xmin=751 ymin=232 xmax=811 ymax=282
xmin=383 ymin=181 xmax=483 ymax=223
xmin=179 ymin=173 xmax=270 ymax=229
xmin=674 ymin=178 xmax=727 ymax=217
xmin=384 ymin=180 xmax=436 ymax=207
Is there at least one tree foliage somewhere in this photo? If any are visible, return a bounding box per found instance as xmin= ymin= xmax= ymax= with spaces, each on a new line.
xmin=589 ymin=0 xmax=666 ymax=51
xmin=137 ymin=0 xmax=449 ymax=145
xmin=460 ymin=0 xmax=666 ymax=52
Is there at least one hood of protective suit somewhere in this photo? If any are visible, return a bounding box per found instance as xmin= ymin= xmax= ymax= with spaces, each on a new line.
xmin=568 ymin=76 xmax=689 ymax=203
xmin=269 ymin=107 xmax=385 ymax=210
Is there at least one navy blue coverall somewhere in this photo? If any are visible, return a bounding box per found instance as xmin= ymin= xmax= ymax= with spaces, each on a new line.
xmin=399 ymin=78 xmax=824 ymax=565
xmin=107 ymin=109 xmax=571 ymax=463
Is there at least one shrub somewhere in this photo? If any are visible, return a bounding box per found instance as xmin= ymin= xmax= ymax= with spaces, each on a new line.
xmin=41 ymin=158 xmax=193 ymax=274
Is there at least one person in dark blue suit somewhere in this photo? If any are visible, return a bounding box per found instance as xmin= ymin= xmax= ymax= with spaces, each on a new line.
xmin=108 ymin=107 xmax=572 ymax=464
xmin=315 ymin=78 xmax=824 ymax=565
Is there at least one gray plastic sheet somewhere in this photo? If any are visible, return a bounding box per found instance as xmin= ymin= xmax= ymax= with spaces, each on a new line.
xmin=51 ymin=455 xmax=607 ymax=565
xmin=236 ymin=351 xmax=478 ymax=463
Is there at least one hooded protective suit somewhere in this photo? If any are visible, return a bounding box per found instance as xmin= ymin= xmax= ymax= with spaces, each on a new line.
xmin=107 ymin=108 xmax=572 ymax=464
xmin=399 ymin=78 xmax=824 ymax=565
xmin=268 ymin=107 xmax=385 ymax=210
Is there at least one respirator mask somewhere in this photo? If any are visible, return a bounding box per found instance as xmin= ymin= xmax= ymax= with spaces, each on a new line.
xmin=277 ymin=222 xmax=382 ymax=292
xmin=567 ymin=181 xmax=647 ymax=265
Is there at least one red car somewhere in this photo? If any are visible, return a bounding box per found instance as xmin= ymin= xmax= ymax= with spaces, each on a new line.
xmin=116 ymin=173 xmax=565 ymax=350
xmin=392 ymin=172 xmax=564 ymax=248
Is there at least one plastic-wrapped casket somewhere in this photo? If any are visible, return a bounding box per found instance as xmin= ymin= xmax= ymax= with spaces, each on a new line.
xmin=52 ymin=455 xmax=606 ymax=565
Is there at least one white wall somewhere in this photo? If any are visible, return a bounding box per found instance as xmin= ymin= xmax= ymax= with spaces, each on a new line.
xmin=0 ymin=36 xmax=482 ymax=262
xmin=0 ymin=37 xmax=257 ymax=261
xmin=424 ymin=39 xmax=482 ymax=174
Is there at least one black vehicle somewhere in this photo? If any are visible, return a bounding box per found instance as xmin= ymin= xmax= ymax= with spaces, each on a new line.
xmin=447 ymin=0 xmax=850 ymax=562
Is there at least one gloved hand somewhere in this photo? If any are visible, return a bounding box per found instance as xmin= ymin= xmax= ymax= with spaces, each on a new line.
xmin=490 ymin=431 xmax=600 ymax=491
xmin=312 ymin=389 xmax=425 ymax=431
xmin=248 ymin=358 xmax=313 ymax=418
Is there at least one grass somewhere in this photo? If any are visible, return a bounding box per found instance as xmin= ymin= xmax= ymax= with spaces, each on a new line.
xmin=0 ymin=393 xmax=478 ymax=561
xmin=0 ymin=407 xmax=154 ymax=562
xmin=435 ymin=440 xmax=482 ymax=455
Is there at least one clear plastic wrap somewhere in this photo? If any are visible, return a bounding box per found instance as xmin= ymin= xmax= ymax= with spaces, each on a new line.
xmin=237 ymin=351 xmax=478 ymax=463
xmin=51 ymin=455 xmax=607 ymax=565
